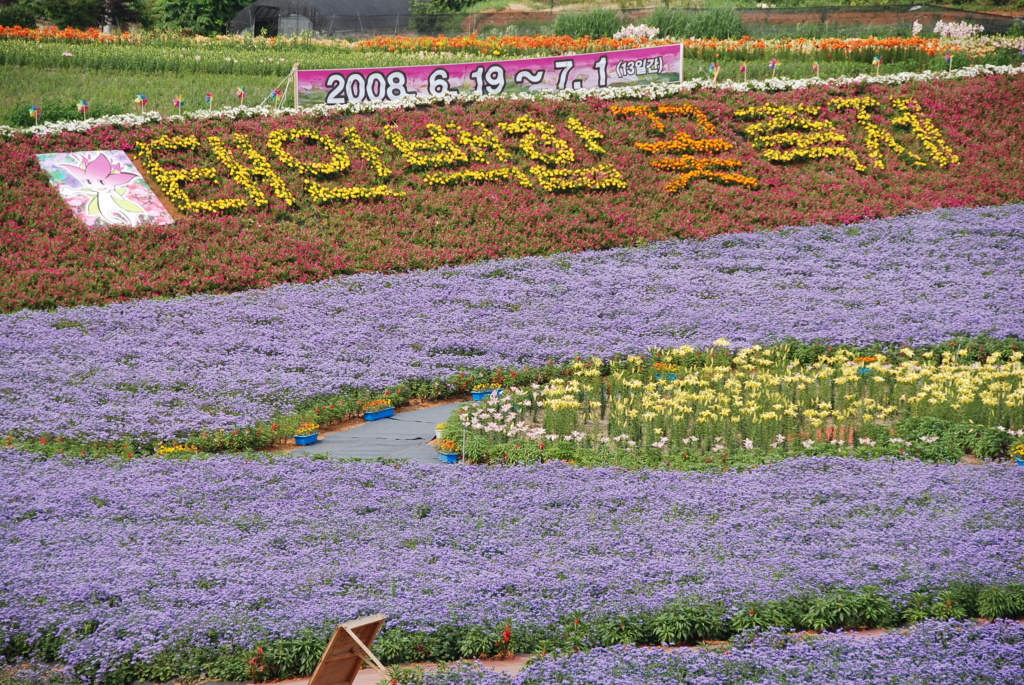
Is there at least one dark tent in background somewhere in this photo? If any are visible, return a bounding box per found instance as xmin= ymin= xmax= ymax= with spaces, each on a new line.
xmin=226 ymin=0 xmax=411 ymax=38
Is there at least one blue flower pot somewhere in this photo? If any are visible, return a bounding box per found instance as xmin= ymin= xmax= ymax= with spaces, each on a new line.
xmin=1015 ymin=457 xmax=1024 ymax=467
xmin=654 ymin=373 xmax=677 ymax=380
xmin=471 ymin=388 xmax=502 ymax=401
xmin=364 ymin=407 xmax=395 ymax=421
xmin=294 ymin=433 xmax=318 ymax=446
xmin=438 ymin=452 xmax=459 ymax=463
xmin=858 ymin=367 xmax=872 ymax=376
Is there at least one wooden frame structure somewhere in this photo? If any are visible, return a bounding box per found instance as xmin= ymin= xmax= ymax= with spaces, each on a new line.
xmin=307 ymin=614 xmax=389 ymax=685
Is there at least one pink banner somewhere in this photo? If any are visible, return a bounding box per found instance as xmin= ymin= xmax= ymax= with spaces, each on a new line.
xmin=37 ymin=150 xmax=174 ymax=229
xmin=296 ymin=45 xmax=682 ymax=108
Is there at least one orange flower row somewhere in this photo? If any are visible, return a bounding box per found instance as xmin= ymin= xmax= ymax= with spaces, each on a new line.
xmin=0 ymin=25 xmax=134 ymax=42
xmin=354 ymin=32 xmax=660 ymax=55
xmin=0 ymin=24 xmax=966 ymax=56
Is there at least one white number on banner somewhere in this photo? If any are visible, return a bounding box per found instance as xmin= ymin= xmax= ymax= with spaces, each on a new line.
xmin=386 ymin=71 xmax=410 ymax=100
xmin=593 ymin=55 xmax=608 ymax=88
xmin=554 ymin=59 xmax=574 ymax=90
xmin=365 ymin=72 xmax=387 ymax=101
xmin=325 ymin=73 xmax=346 ymax=104
xmin=325 ymin=71 xmax=410 ymax=104
xmin=428 ymin=68 xmax=452 ymax=96
xmin=345 ymin=73 xmax=366 ymax=102
xmin=470 ymin=64 xmax=506 ymax=95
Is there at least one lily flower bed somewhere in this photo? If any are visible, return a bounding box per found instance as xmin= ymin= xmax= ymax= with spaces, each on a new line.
xmin=2 ymin=70 xmax=1024 ymax=312
xmin=452 ymin=345 xmax=1024 ymax=469
xmin=1 ymin=452 xmax=1022 ymax=681
xmin=1 ymin=202 xmax=1023 ymax=454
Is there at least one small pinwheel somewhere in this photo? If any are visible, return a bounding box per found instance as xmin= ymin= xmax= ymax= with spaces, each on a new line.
xmin=812 ymin=61 xmax=820 ymax=77
xmin=236 ymin=87 xmax=247 ymax=106
xmin=205 ymin=92 xmax=214 ymax=106
xmin=872 ymin=56 xmax=882 ymax=75
xmin=768 ymin=58 xmax=779 ymax=76
xmin=134 ymin=93 xmax=148 ymax=110
xmin=77 ymin=99 xmax=89 ymax=116
xmin=172 ymin=95 xmax=184 ymax=113
xmin=28 ymin=105 xmax=40 ymax=124
xmin=270 ymin=88 xmax=283 ymax=109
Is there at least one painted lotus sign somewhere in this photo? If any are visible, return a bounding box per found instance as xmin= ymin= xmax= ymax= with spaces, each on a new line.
xmin=295 ymin=45 xmax=682 ymax=107
xmin=36 ymin=150 xmax=173 ymax=228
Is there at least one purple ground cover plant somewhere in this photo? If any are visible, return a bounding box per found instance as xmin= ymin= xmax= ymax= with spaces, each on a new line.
xmin=1 ymin=452 xmax=1022 ymax=679
xmin=1 ymin=203 xmax=1023 ymax=445
xmin=424 ymin=621 xmax=1024 ymax=685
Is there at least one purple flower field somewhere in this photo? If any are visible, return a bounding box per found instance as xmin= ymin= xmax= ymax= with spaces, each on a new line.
xmin=426 ymin=621 xmax=1024 ymax=685
xmin=1 ymin=203 xmax=1022 ymax=443
xmin=1 ymin=452 xmax=1022 ymax=677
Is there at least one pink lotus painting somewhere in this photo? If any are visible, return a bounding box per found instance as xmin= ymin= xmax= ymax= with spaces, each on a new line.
xmin=37 ymin=150 xmax=174 ymax=228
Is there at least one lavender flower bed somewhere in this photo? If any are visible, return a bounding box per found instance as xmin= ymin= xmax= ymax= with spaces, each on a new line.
xmin=427 ymin=621 xmax=1024 ymax=685
xmin=1 ymin=204 xmax=1023 ymax=442
xmin=2 ymin=452 xmax=1022 ymax=678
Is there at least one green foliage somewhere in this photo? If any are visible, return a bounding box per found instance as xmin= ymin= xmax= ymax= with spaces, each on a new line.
xmin=977 ymin=585 xmax=1024 ymax=620
xmin=0 ymin=2 xmax=40 ymax=28
xmin=902 ymin=588 xmax=975 ymax=623
xmin=894 ymin=416 xmax=965 ymax=463
xmin=410 ymin=0 xmax=468 ymax=35
xmin=149 ymin=0 xmax=249 ymax=35
xmin=553 ymin=9 xmax=622 ymax=39
xmin=5 ymin=98 xmax=126 ymax=127
xmin=648 ymin=6 xmax=743 ymax=39
xmin=895 ymin=416 xmax=1012 ymax=462
xmin=256 ymin=634 xmax=328 ymax=680
xmin=594 ymin=613 xmax=651 ymax=646
xmin=800 ymin=587 xmax=898 ymax=631
xmin=650 ymin=600 xmax=728 ymax=645
xmin=456 ymin=625 xmax=497 ymax=658
xmin=384 ymin=665 xmax=426 ymax=685
xmin=729 ymin=600 xmax=798 ymax=632
xmin=38 ymin=0 xmax=102 ymax=29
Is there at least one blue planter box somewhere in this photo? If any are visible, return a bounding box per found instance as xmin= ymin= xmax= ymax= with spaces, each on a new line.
xmin=471 ymin=388 xmax=503 ymax=401
xmin=294 ymin=433 xmax=319 ymax=446
xmin=438 ymin=452 xmax=459 ymax=463
xmin=1015 ymin=457 xmax=1024 ymax=467
xmin=364 ymin=407 xmax=395 ymax=421
xmin=653 ymin=373 xmax=677 ymax=380
xmin=858 ymin=367 xmax=872 ymax=376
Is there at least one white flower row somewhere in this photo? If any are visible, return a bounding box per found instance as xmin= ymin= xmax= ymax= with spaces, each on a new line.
xmin=3 ymin=62 xmax=1022 ymax=139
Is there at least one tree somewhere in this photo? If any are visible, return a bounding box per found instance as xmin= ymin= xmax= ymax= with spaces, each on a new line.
xmin=150 ymin=0 xmax=249 ymax=35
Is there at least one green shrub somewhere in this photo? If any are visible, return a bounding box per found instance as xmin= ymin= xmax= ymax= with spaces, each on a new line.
xmin=410 ymin=0 xmax=468 ymax=35
xmin=38 ymin=0 xmax=101 ymax=29
xmin=553 ymin=9 xmax=621 ymax=39
xmin=895 ymin=416 xmax=1011 ymax=462
xmin=0 ymin=2 xmax=40 ymax=28
xmin=647 ymin=6 xmax=742 ymax=40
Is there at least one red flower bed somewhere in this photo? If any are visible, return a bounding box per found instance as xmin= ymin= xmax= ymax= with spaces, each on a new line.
xmin=1 ymin=73 xmax=1022 ymax=313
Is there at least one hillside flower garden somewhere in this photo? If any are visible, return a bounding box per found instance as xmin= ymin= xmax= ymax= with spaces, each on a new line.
xmin=2 ymin=68 xmax=1024 ymax=312
xmin=1 ymin=25 xmax=1024 ymax=685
